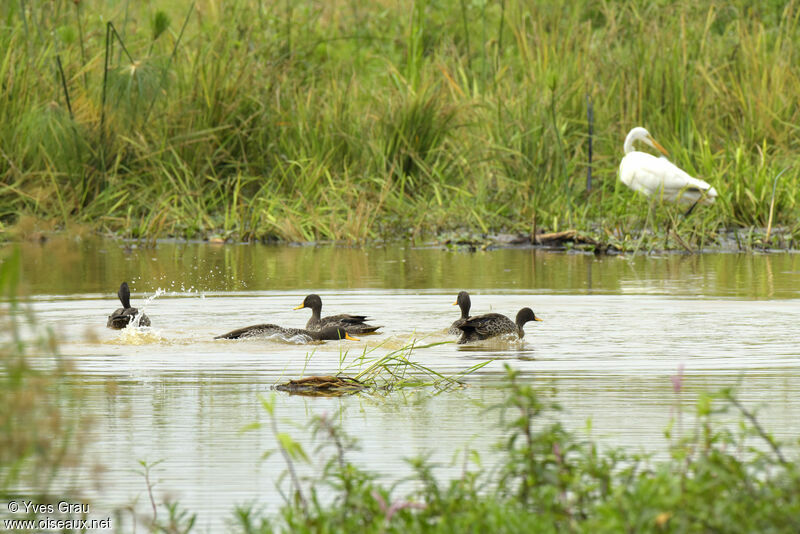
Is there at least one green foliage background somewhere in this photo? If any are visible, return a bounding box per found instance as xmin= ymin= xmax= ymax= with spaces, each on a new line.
xmin=1 ymin=0 xmax=798 ymax=243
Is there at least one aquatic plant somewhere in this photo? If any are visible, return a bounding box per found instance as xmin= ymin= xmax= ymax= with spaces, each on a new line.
xmin=276 ymin=337 xmax=492 ymax=396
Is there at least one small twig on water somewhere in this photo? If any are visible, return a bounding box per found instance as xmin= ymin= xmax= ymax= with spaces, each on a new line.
xmin=725 ymin=393 xmax=788 ymax=466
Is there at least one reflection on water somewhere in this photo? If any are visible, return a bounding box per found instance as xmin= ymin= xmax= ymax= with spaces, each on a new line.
xmin=5 ymin=238 xmax=800 ymax=529
xmin=15 ymin=237 xmax=800 ymax=298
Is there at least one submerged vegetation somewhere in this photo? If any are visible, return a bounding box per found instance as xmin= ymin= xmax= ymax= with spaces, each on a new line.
xmin=0 ymin=0 xmax=798 ymax=248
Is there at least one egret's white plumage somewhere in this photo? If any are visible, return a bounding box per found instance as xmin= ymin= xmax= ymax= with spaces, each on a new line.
xmin=619 ymin=127 xmax=717 ymax=205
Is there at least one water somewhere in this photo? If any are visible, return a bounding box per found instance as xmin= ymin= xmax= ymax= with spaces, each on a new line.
xmin=8 ymin=238 xmax=800 ymax=529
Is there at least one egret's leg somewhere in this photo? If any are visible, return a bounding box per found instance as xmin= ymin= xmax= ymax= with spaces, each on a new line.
xmin=683 ymin=200 xmax=699 ymax=217
xmin=664 ymin=207 xmax=681 ymax=250
xmin=649 ymin=198 xmax=667 ymax=253
xmin=633 ymin=198 xmax=655 ymax=254
xmin=650 ymin=197 xmax=661 ymax=235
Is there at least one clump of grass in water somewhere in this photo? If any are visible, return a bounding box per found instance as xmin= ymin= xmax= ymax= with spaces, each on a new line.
xmin=345 ymin=337 xmax=490 ymax=392
xmin=277 ymin=337 xmax=490 ymax=396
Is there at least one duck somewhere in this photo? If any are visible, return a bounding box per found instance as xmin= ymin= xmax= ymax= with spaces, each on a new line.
xmin=456 ymin=307 xmax=541 ymax=344
xmin=293 ymin=294 xmax=381 ymax=335
xmin=447 ymin=291 xmax=472 ymax=335
xmin=214 ymin=324 xmax=359 ymax=342
xmin=107 ymin=281 xmax=151 ymax=329
xmin=619 ymin=127 xmax=717 ymax=212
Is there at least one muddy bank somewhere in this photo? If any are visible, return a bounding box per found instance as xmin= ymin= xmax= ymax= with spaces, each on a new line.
xmin=437 ymin=226 xmax=799 ymax=255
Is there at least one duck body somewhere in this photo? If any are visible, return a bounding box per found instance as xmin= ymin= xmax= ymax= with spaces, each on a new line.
xmin=448 ymin=291 xmax=472 ymax=335
xmin=619 ymin=127 xmax=717 ymax=205
xmin=214 ymin=324 xmax=358 ymax=342
xmin=457 ymin=307 xmax=541 ymax=344
xmin=107 ymin=282 xmax=151 ymax=329
xmin=295 ymin=294 xmax=381 ymax=335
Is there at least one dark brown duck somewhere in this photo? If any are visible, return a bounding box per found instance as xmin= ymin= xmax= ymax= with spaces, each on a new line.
xmin=214 ymin=324 xmax=359 ymax=342
xmin=456 ymin=307 xmax=541 ymax=344
xmin=107 ymin=282 xmax=151 ymax=329
xmin=293 ymin=294 xmax=381 ymax=335
xmin=448 ymin=291 xmax=472 ymax=335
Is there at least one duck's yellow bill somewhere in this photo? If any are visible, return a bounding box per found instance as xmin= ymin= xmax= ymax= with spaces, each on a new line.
xmin=293 ymin=304 xmax=305 ymax=310
xmin=534 ymin=317 xmax=543 ymax=322
xmin=648 ymin=136 xmax=669 ymax=157
xmin=452 ymin=301 xmax=458 ymax=306
xmin=345 ymin=332 xmax=360 ymax=341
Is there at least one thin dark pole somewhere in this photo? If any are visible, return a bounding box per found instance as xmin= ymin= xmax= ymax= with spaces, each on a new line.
xmin=586 ymin=95 xmax=593 ymax=192
xmin=56 ymin=55 xmax=73 ymax=119
xmin=109 ymin=22 xmax=136 ymax=63
xmin=100 ymin=22 xmax=113 ymax=136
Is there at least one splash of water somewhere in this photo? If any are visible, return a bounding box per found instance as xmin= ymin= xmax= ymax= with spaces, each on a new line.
xmin=109 ymin=327 xmax=169 ymax=345
xmin=129 ymin=287 xmax=166 ymax=328
xmin=107 ymin=288 xmax=169 ymax=344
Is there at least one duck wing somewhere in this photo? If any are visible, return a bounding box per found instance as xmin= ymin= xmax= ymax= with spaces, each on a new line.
xmin=107 ymin=307 xmax=149 ymax=329
xmin=340 ymin=323 xmax=382 ymax=334
xmin=458 ymin=313 xmax=516 ymax=342
xmin=215 ymin=324 xmax=284 ymax=339
xmin=107 ymin=307 xmax=131 ymax=329
xmin=448 ymin=317 xmax=468 ymax=336
xmin=313 ymin=314 xmax=381 ymax=334
xmin=319 ymin=314 xmax=369 ymax=326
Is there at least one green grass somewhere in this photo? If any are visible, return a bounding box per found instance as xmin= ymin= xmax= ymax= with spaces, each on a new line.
xmin=0 ymin=0 xmax=799 ymax=248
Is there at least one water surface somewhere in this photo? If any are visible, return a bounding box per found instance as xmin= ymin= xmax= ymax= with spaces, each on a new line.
xmin=8 ymin=238 xmax=800 ymax=529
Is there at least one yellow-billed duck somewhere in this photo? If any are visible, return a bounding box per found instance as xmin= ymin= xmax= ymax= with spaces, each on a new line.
xmin=456 ymin=307 xmax=541 ymax=344
xmin=214 ymin=324 xmax=359 ymax=342
xmin=107 ymin=281 xmax=151 ymax=329
xmin=448 ymin=291 xmax=472 ymax=335
xmin=293 ymin=294 xmax=381 ymax=335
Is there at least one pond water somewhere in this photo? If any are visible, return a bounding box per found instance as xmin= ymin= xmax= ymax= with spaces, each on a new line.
xmin=9 ymin=238 xmax=800 ymax=529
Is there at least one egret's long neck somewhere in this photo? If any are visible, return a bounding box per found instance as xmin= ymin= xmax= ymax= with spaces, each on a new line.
xmin=623 ymin=132 xmax=637 ymax=154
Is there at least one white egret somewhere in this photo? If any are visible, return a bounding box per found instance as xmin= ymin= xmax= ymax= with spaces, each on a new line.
xmin=619 ymin=127 xmax=717 ymax=212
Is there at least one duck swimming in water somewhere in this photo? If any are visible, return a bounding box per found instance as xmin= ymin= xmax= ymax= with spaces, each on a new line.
xmin=448 ymin=291 xmax=472 ymax=335
xmin=456 ymin=307 xmax=541 ymax=344
xmin=107 ymin=282 xmax=151 ymax=329
xmin=293 ymin=294 xmax=381 ymax=335
xmin=214 ymin=324 xmax=359 ymax=342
